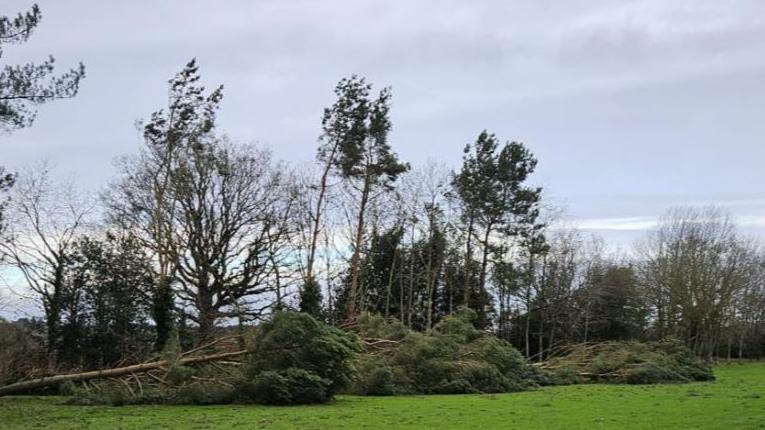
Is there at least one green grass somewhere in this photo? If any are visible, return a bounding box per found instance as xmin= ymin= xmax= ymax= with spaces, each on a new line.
xmin=1 ymin=363 xmax=764 ymax=429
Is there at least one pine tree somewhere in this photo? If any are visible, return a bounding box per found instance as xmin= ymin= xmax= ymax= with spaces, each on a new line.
xmin=0 ymin=4 xmax=85 ymax=131
xmin=322 ymin=76 xmax=408 ymax=320
xmin=454 ymin=131 xmax=543 ymax=322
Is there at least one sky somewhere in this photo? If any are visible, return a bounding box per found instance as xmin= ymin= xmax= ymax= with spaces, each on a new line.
xmin=1 ymin=1 xmax=765 ymax=316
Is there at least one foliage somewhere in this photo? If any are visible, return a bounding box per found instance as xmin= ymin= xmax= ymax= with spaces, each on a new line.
xmin=60 ymin=233 xmax=154 ymax=368
xmin=245 ymin=368 xmax=331 ymax=405
xmin=0 ymin=319 xmax=45 ymax=386
xmin=453 ymin=131 xmax=543 ymax=328
xmin=247 ymin=311 xmax=361 ymax=397
xmin=349 ymin=355 xmax=394 ymax=396
xmin=542 ymin=339 xmax=714 ymax=384
xmin=0 ymin=168 xmax=14 ymax=234
xmin=0 ymin=4 xmax=85 ymax=131
xmin=321 ymin=75 xmax=409 ymax=318
xmin=355 ymin=312 xmax=409 ymax=341
xmin=12 ymin=363 xmax=754 ymax=430
xmin=298 ymin=278 xmax=324 ymax=319
xmin=352 ymin=311 xmax=541 ymax=395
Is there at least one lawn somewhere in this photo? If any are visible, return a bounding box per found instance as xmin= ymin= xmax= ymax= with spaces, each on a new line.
xmin=1 ymin=363 xmax=763 ymax=430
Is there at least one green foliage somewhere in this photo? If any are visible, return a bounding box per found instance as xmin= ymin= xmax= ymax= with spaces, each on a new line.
xmin=355 ymin=313 xmax=409 ymax=341
xmin=61 ymin=233 xmax=154 ymax=367
xmin=244 ymin=368 xmax=331 ymax=405
xmin=0 ymin=168 xmax=14 ymax=233
xmin=168 ymin=383 xmax=235 ymax=405
xmin=0 ymin=4 xmax=85 ymax=131
xmin=350 ymin=355 xmax=394 ymax=396
xmin=298 ymin=277 xmax=324 ymax=319
xmin=320 ymin=76 xmax=409 ymax=185
xmin=248 ymin=311 xmax=361 ymax=397
xmin=165 ymin=365 xmax=195 ymax=387
xmin=11 ymin=364 xmax=759 ymax=429
xmin=434 ymin=309 xmax=484 ymax=343
xmin=353 ymin=312 xmax=539 ymax=395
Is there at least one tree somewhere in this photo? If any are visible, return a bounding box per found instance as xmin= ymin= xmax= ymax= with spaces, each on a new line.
xmin=637 ymin=207 xmax=753 ymax=357
xmin=0 ymin=4 xmax=85 ymax=131
xmin=577 ymin=263 xmax=645 ymax=342
xmin=0 ymin=164 xmax=93 ymax=357
xmin=453 ymin=131 xmax=542 ymax=319
xmin=322 ymin=76 xmax=408 ymax=320
xmin=65 ymin=232 xmax=154 ymax=367
xmin=106 ymin=59 xmax=222 ymax=349
xmin=0 ymin=168 xmax=14 ymax=238
xmin=172 ymin=141 xmax=293 ymax=342
xmin=0 ymin=4 xmax=84 ymax=241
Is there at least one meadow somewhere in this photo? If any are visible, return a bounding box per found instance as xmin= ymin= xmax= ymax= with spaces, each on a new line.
xmin=1 ymin=363 xmax=763 ymax=430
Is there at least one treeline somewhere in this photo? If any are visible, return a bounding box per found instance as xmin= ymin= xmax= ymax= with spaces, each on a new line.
xmin=2 ymin=59 xmax=765 ymax=376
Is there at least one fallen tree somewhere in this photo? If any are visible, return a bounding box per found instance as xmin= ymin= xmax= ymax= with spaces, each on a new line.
xmin=0 ymin=350 xmax=246 ymax=397
xmin=537 ymin=339 xmax=714 ymax=384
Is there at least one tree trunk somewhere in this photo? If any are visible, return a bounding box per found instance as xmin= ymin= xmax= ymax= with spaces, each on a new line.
xmin=347 ymin=175 xmax=371 ymax=320
xmin=462 ymin=215 xmax=475 ymax=308
xmin=306 ymin=145 xmax=337 ymax=282
xmin=478 ymin=225 xmax=493 ymax=293
xmin=0 ymin=351 xmax=246 ymax=397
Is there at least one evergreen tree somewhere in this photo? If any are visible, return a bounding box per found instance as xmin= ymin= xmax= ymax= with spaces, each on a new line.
xmin=321 ymin=76 xmax=408 ymax=320
xmin=0 ymin=4 xmax=85 ymax=131
xmin=0 ymin=4 xmax=84 ymax=240
xmin=454 ymin=131 xmax=542 ymax=324
xmin=299 ymin=278 xmax=324 ymax=319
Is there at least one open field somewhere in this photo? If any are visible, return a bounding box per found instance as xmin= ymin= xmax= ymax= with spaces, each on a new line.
xmin=1 ymin=363 xmax=764 ymax=430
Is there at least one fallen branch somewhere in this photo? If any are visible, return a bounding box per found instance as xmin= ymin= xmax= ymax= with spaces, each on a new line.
xmin=0 ymin=350 xmax=246 ymax=397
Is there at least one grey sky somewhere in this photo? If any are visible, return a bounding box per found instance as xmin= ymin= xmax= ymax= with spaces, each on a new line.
xmin=3 ymin=0 xmax=765 ymax=246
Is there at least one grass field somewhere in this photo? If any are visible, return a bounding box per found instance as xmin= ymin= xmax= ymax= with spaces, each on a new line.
xmin=1 ymin=363 xmax=763 ymax=429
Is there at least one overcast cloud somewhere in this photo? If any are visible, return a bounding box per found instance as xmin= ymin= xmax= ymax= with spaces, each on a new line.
xmin=2 ymin=0 xmax=765 ymax=246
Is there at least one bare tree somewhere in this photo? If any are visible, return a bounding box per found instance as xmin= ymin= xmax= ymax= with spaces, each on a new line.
xmin=171 ymin=141 xmax=293 ymax=342
xmin=637 ymin=206 xmax=753 ymax=357
xmin=0 ymin=163 xmax=93 ymax=353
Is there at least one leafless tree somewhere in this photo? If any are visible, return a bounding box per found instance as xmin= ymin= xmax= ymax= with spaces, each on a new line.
xmin=170 ymin=141 xmax=294 ymax=342
xmin=637 ymin=206 xmax=754 ymax=357
xmin=0 ymin=163 xmax=93 ymax=352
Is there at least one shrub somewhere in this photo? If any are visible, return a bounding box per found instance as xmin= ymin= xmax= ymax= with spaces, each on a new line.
xmin=449 ymin=361 xmax=511 ymax=393
xmin=624 ymin=363 xmax=686 ymax=384
xmin=548 ymin=366 xmax=584 ymax=385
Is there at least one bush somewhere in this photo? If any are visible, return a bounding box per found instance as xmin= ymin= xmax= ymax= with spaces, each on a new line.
xmin=548 ymin=367 xmax=584 ymax=385
xmin=624 ymin=363 xmax=686 ymax=384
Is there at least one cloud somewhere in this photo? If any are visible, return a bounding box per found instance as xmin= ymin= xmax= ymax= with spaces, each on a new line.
xmin=575 ymin=216 xmax=658 ymax=231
